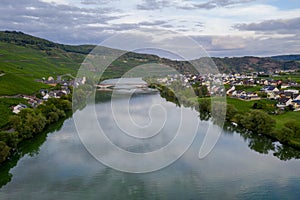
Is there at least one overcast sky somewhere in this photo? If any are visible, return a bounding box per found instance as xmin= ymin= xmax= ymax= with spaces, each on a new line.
xmin=0 ymin=0 xmax=300 ymax=57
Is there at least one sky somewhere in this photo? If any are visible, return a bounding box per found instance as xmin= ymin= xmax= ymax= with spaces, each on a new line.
xmin=0 ymin=0 xmax=300 ymax=57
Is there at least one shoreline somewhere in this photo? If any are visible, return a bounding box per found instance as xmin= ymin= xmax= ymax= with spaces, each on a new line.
xmin=149 ymin=83 xmax=300 ymax=150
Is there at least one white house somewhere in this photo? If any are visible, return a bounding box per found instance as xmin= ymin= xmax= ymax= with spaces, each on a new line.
xmin=43 ymin=94 xmax=49 ymax=100
xmin=12 ymin=104 xmax=27 ymax=114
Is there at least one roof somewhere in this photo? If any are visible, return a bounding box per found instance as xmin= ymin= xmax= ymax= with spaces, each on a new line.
xmin=292 ymin=100 xmax=300 ymax=104
xmin=278 ymin=98 xmax=289 ymax=104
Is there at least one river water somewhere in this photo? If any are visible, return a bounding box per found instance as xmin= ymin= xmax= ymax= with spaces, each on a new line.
xmin=1 ymin=78 xmax=300 ymax=199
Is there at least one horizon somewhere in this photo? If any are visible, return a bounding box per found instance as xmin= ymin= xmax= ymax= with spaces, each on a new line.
xmin=0 ymin=0 xmax=299 ymax=57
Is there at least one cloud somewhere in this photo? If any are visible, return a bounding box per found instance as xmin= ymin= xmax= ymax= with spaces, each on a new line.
xmin=0 ymin=0 xmax=121 ymax=44
xmin=137 ymin=0 xmax=255 ymax=10
xmin=40 ymin=0 xmax=69 ymax=5
xmin=192 ymin=34 xmax=300 ymax=57
xmin=234 ymin=17 xmax=300 ymax=33
xmin=136 ymin=0 xmax=170 ymax=10
xmin=0 ymin=0 xmax=299 ymax=57
xmin=80 ymin=0 xmax=117 ymax=5
xmin=0 ymin=0 xmax=172 ymax=44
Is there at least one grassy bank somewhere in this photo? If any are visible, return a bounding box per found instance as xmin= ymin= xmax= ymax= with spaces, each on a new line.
xmin=272 ymin=112 xmax=300 ymax=129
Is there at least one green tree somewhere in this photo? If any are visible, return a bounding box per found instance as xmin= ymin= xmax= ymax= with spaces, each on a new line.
xmin=198 ymin=99 xmax=211 ymax=113
xmin=226 ymin=104 xmax=238 ymax=121
xmin=252 ymin=102 xmax=265 ymax=109
xmin=238 ymin=110 xmax=275 ymax=135
xmin=198 ymin=99 xmax=211 ymax=121
xmin=0 ymin=131 xmax=19 ymax=148
xmin=0 ymin=141 xmax=10 ymax=163
xmin=276 ymin=127 xmax=294 ymax=143
xmin=47 ymin=112 xmax=59 ymax=124
xmin=9 ymin=108 xmax=47 ymax=139
xmin=284 ymin=121 xmax=300 ymax=138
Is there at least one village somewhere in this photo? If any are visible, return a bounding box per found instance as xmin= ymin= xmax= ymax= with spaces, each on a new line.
xmin=156 ymin=70 xmax=300 ymax=112
xmin=12 ymin=76 xmax=86 ymax=114
xmin=11 ymin=70 xmax=300 ymax=115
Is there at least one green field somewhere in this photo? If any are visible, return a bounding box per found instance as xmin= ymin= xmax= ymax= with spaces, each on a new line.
xmin=272 ymin=74 xmax=300 ymax=83
xmin=0 ymin=42 xmax=84 ymax=95
xmin=0 ymin=73 xmax=50 ymax=95
xmin=233 ymin=85 xmax=262 ymax=92
xmin=272 ymin=111 xmax=300 ymax=129
xmin=226 ymin=97 xmax=300 ymax=134
xmin=226 ymin=97 xmax=257 ymax=113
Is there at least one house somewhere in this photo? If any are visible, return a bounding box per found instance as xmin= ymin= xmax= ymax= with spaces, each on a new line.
xmin=12 ymin=104 xmax=28 ymax=114
xmin=261 ymin=86 xmax=280 ymax=99
xmin=294 ymin=95 xmax=300 ymax=101
xmin=261 ymin=85 xmax=279 ymax=93
xmin=43 ymin=93 xmax=49 ymax=100
xmin=284 ymin=92 xmax=294 ymax=99
xmin=226 ymin=85 xmax=235 ymax=95
xmin=40 ymin=89 xmax=48 ymax=96
xmin=245 ymin=92 xmax=261 ymax=100
xmin=276 ymin=98 xmax=293 ymax=108
xmin=292 ymin=100 xmax=300 ymax=110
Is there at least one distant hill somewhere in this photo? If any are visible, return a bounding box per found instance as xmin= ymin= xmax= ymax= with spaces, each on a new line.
xmin=270 ymin=55 xmax=300 ymax=62
xmin=210 ymin=56 xmax=300 ymax=74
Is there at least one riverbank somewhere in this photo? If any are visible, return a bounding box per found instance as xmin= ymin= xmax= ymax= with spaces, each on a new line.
xmin=0 ymin=112 xmax=71 ymax=187
xmin=224 ymin=97 xmax=300 ymax=149
xmin=149 ymin=83 xmax=300 ymax=150
xmin=0 ymin=95 xmax=72 ymax=164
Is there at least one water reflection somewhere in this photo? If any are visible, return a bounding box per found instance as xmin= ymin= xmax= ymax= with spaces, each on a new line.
xmin=0 ymin=114 xmax=70 ymax=188
xmin=1 ymin=85 xmax=300 ymax=199
xmin=1 ymin=114 xmax=300 ymax=199
xmin=223 ymin=124 xmax=300 ymax=161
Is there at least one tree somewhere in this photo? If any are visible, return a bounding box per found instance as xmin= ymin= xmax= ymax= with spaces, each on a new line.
xmin=252 ymin=102 xmax=265 ymax=109
xmin=47 ymin=112 xmax=59 ymax=124
xmin=238 ymin=110 xmax=275 ymax=135
xmin=198 ymin=99 xmax=211 ymax=113
xmin=30 ymin=113 xmax=47 ymax=134
xmin=9 ymin=109 xmax=46 ymax=139
xmin=0 ymin=141 xmax=10 ymax=163
xmin=0 ymin=131 xmax=19 ymax=148
xmin=226 ymin=104 xmax=238 ymax=121
xmin=276 ymin=127 xmax=294 ymax=143
xmin=194 ymin=85 xmax=208 ymax=97
xmin=284 ymin=121 xmax=300 ymax=138
xmin=197 ymin=99 xmax=211 ymax=121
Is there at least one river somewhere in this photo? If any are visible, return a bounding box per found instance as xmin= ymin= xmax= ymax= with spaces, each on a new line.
xmin=1 ymin=78 xmax=300 ymax=199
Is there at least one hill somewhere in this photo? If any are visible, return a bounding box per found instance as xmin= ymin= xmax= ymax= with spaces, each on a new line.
xmin=0 ymin=31 xmax=95 ymax=95
xmin=271 ymin=55 xmax=300 ymax=62
xmin=211 ymin=56 xmax=300 ymax=74
xmin=0 ymin=31 xmax=95 ymax=54
xmin=0 ymin=31 xmax=299 ymax=96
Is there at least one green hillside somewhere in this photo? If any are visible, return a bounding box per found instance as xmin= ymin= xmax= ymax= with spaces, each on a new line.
xmin=0 ymin=31 xmax=92 ymax=95
xmin=1 ymin=30 xmax=300 ymax=97
xmin=0 ymin=31 xmax=167 ymax=95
